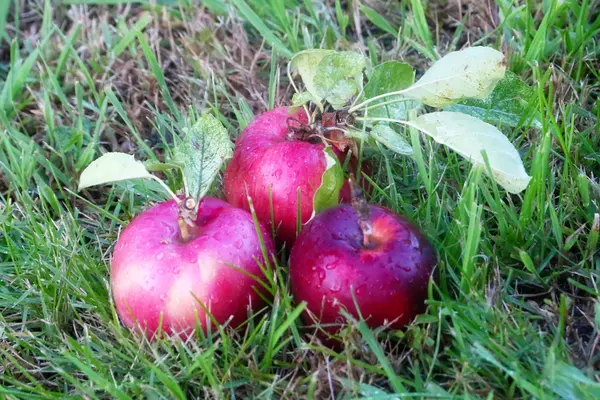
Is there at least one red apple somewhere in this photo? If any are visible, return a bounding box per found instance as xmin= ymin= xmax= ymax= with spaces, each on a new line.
xmin=224 ymin=106 xmax=370 ymax=246
xmin=290 ymin=204 xmax=435 ymax=335
xmin=111 ymin=197 xmax=275 ymax=339
xmin=224 ymin=107 xmax=335 ymax=246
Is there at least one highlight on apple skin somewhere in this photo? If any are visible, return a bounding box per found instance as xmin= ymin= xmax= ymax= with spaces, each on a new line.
xmin=111 ymin=197 xmax=275 ymax=339
xmin=289 ymin=204 xmax=436 ymax=335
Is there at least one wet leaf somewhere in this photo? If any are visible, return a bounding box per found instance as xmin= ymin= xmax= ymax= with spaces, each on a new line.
xmin=404 ymin=46 xmax=506 ymax=107
xmin=412 ymin=111 xmax=531 ymax=193
xmin=363 ymin=61 xmax=417 ymax=120
xmin=445 ymin=71 xmax=542 ymax=128
xmin=173 ymin=113 xmax=233 ymax=201
xmin=289 ymin=49 xmax=335 ymax=104
xmin=312 ymin=51 xmax=368 ymax=109
xmin=370 ymin=124 xmax=413 ymax=155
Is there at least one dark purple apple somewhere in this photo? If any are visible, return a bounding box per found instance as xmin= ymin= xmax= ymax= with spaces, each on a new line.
xmin=290 ymin=204 xmax=435 ymax=335
xmin=111 ymin=197 xmax=275 ymax=339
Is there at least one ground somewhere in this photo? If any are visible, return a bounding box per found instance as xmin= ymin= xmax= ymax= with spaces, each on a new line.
xmin=1 ymin=0 xmax=599 ymax=399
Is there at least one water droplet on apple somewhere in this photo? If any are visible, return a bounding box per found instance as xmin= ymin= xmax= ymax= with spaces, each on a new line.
xmin=396 ymin=264 xmax=411 ymax=272
xmin=234 ymin=240 xmax=243 ymax=249
xmin=318 ymin=270 xmax=326 ymax=281
xmin=311 ymin=265 xmax=317 ymax=271
xmin=331 ymin=232 xmax=344 ymax=241
xmin=325 ymin=262 xmax=336 ymax=270
xmin=330 ymin=282 xmax=341 ymax=293
xmin=156 ymin=253 xmax=165 ymax=261
xmin=273 ymin=169 xmax=282 ymax=179
xmin=355 ymin=286 xmax=365 ymax=295
xmin=286 ymin=159 xmax=294 ymax=168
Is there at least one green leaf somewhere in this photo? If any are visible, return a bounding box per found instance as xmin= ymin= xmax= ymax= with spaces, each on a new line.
xmin=364 ymin=61 xmax=414 ymax=98
xmin=290 ymin=49 xmax=336 ymax=104
xmin=173 ymin=114 xmax=233 ymax=201
xmin=445 ymin=71 xmax=542 ymax=128
xmin=412 ymin=111 xmax=531 ymax=194
xmin=370 ymin=124 xmax=413 ymax=155
xmin=291 ymin=91 xmax=316 ymax=107
xmin=312 ymin=51 xmax=368 ymax=109
xmin=404 ymin=46 xmax=506 ymax=107
xmin=363 ymin=61 xmax=416 ymax=120
xmin=78 ymin=152 xmax=152 ymax=191
xmin=312 ymin=147 xmax=344 ymax=215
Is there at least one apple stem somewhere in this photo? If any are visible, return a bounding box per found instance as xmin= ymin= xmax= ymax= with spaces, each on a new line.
xmin=349 ymin=176 xmax=373 ymax=248
xmin=178 ymin=196 xmax=197 ymax=243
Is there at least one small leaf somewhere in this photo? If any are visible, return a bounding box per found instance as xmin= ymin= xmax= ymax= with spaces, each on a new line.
xmin=173 ymin=114 xmax=233 ymax=201
xmin=412 ymin=111 xmax=531 ymax=193
xmin=78 ymin=152 xmax=152 ymax=191
xmin=363 ymin=61 xmax=417 ymax=120
xmin=313 ymin=51 xmax=368 ymax=109
xmin=364 ymin=61 xmax=415 ymax=98
xmin=370 ymin=124 xmax=413 ymax=155
xmin=290 ymin=49 xmax=335 ymax=103
xmin=404 ymin=46 xmax=506 ymax=107
xmin=291 ymin=91 xmax=316 ymax=107
xmin=312 ymin=147 xmax=344 ymax=215
xmin=445 ymin=71 xmax=542 ymax=128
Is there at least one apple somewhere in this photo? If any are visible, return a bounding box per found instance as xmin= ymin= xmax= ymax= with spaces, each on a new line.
xmin=289 ymin=203 xmax=435 ymax=336
xmin=224 ymin=106 xmax=367 ymax=245
xmin=111 ymin=196 xmax=275 ymax=338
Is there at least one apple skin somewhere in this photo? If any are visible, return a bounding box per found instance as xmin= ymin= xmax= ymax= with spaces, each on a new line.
xmin=224 ymin=107 xmax=324 ymax=246
xmin=111 ymin=197 xmax=275 ymax=339
xmin=289 ymin=204 xmax=435 ymax=335
xmin=224 ymin=106 xmax=367 ymax=246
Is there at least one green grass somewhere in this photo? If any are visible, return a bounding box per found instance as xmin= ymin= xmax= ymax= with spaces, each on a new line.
xmin=1 ymin=0 xmax=599 ymax=398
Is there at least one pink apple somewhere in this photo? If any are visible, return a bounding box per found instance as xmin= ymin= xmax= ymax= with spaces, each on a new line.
xmin=224 ymin=106 xmax=368 ymax=246
xmin=111 ymin=197 xmax=275 ymax=339
xmin=290 ymin=204 xmax=435 ymax=336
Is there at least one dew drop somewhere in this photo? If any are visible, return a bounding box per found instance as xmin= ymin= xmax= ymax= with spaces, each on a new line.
xmin=156 ymin=253 xmax=165 ymax=261
xmin=331 ymin=232 xmax=344 ymax=241
xmin=318 ymin=270 xmax=326 ymax=281
xmin=273 ymin=169 xmax=283 ymax=179
xmin=355 ymin=286 xmax=365 ymax=295
xmin=234 ymin=240 xmax=243 ymax=249
xmin=330 ymin=282 xmax=341 ymax=293
xmin=311 ymin=265 xmax=317 ymax=271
